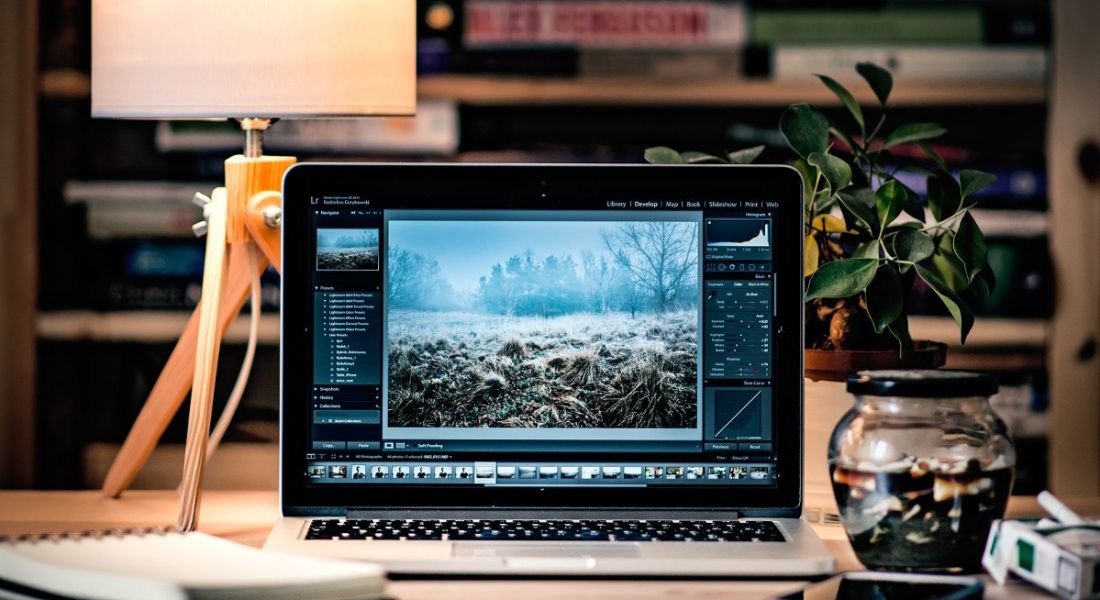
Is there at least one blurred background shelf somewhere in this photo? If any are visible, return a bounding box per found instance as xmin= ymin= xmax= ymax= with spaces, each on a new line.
xmin=418 ymin=75 xmax=1046 ymax=107
xmin=41 ymin=69 xmax=1047 ymax=107
xmin=37 ymin=311 xmax=280 ymax=344
xmin=11 ymin=0 xmax=1082 ymax=497
xmin=909 ymin=316 xmax=1048 ymax=349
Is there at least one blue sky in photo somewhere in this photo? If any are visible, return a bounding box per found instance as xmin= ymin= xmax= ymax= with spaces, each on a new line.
xmin=388 ymin=220 xmax=614 ymax=293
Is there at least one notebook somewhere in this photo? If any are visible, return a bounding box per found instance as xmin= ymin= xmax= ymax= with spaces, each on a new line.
xmin=0 ymin=529 xmax=385 ymax=600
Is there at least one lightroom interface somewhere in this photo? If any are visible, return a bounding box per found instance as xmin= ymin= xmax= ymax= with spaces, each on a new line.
xmin=307 ymin=196 xmax=780 ymax=488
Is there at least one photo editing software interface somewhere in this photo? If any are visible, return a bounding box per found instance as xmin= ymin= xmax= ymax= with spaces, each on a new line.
xmin=306 ymin=195 xmax=782 ymax=488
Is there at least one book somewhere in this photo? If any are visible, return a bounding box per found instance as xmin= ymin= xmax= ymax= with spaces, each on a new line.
xmin=464 ymin=0 xmax=747 ymax=48
xmin=769 ymin=46 xmax=1047 ymax=83
xmin=154 ymin=101 xmax=459 ymax=155
xmin=0 ymin=529 xmax=384 ymax=600
xmin=65 ymin=180 xmax=216 ymax=239
xmin=750 ymin=8 xmax=984 ymax=45
xmin=580 ymin=47 xmax=741 ymax=78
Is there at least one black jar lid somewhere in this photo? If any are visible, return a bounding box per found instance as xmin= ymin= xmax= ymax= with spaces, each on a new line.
xmin=846 ymin=369 xmax=999 ymax=397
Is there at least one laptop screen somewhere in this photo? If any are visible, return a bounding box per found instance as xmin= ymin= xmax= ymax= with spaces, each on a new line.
xmin=283 ymin=164 xmax=802 ymax=507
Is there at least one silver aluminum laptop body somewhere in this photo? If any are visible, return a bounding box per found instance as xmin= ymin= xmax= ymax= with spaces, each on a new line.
xmin=264 ymin=163 xmax=835 ymax=576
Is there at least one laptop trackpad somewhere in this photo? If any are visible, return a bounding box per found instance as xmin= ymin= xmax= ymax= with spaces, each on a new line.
xmin=453 ymin=542 xmax=640 ymax=559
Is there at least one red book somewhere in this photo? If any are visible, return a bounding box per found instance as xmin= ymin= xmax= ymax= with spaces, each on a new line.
xmin=465 ymin=1 xmax=746 ymax=48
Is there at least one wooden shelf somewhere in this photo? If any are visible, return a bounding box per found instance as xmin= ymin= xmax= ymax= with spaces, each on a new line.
xmin=36 ymin=311 xmax=280 ymax=344
xmin=909 ymin=316 xmax=1049 ymax=349
xmin=419 ymin=74 xmax=1046 ymax=107
xmin=40 ymin=69 xmax=1047 ymax=107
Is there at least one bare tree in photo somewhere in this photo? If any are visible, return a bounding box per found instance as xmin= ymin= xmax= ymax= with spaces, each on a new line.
xmin=603 ymin=221 xmax=698 ymax=313
xmin=388 ymin=246 xmax=443 ymax=308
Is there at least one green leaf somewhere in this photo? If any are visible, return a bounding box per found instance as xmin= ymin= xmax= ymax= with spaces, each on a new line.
xmin=891 ymin=228 xmax=935 ymax=265
xmin=727 ymin=145 xmax=765 ymax=164
xmin=828 ymin=124 xmax=858 ymax=155
xmin=792 ymin=158 xmax=819 ymax=202
xmin=837 ymin=187 xmax=878 ymax=233
xmin=816 ymin=74 xmax=864 ymax=132
xmin=916 ymin=264 xmax=975 ymax=344
xmin=856 ymin=62 xmax=893 ymax=106
xmin=978 ymin=263 xmax=998 ymax=295
xmin=780 ymin=103 xmax=830 ymax=158
xmin=932 ymin=233 xmax=969 ymax=293
xmin=960 ymin=169 xmax=996 ymax=199
xmin=644 ymin=146 xmax=685 ymax=164
xmin=927 ymin=173 xmax=962 ymax=221
xmin=805 ymin=258 xmax=879 ymax=301
xmin=679 ymin=151 xmax=727 ymax=164
xmin=813 ymin=189 xmax=837 ymax=214
xmin=898 ymin=182 xmax=926 ymax=222
xmin=953 ymin=212 xmax=988 ymax=282
xmin=865 ymin=265 xmax=903 ymax=333
xmin=852 ymin=241 xmax=880 ymax=259
xmin=886 ymin=313 xmax=913 ymax=353
xmin=875 ymin=179 xmax=906 ymax=228
xmin=918 ymin=142 xmax=949 ymax=173
xmin=807 ymin=152 xmax=852 ymax=193
xmin=883 ymin=123 xmax=947 ymax=149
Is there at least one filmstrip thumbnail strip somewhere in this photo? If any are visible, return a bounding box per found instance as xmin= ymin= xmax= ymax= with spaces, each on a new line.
xmin=307 ymin=463 xmax=774 ymax=483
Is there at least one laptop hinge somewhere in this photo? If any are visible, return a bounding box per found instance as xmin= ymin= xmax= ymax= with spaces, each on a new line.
xmin=343 ymin=507 xmax=741 ymax=520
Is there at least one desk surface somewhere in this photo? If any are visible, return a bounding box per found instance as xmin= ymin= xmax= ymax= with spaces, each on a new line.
xmin=1 ymin=490 xmax=1091 ymax=599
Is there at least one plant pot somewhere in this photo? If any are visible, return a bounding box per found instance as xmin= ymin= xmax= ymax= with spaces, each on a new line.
xmin=805 ymin=342 xmax=948 ymax=383
xmin=802 ymin=342 xmax=948 ymax=520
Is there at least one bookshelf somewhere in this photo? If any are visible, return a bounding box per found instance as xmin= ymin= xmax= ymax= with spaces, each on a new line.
xmin=24 ymin=0 xmax=1079 ymax=493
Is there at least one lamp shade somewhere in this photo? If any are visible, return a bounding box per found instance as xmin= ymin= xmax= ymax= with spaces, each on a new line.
xmin=91 ymin=0 xmax=416 ymax=118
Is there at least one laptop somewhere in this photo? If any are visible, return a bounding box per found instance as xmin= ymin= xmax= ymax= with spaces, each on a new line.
xmin=264 ymin=163 xmax=835 ymax=576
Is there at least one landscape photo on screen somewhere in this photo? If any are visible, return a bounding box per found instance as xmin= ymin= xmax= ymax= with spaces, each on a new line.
xmin=317 ymin=228 xmax=380 ymax=271
xmin=386 ymin=217 xmax=700 ymax=429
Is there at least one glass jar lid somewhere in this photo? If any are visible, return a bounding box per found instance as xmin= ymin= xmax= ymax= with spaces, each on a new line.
xmin=846 ymin=369 xmax=998 ymax=397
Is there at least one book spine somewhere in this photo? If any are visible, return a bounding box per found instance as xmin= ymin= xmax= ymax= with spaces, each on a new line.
xmin=770 ymin=46 xmax=1047 ymax=82
xmin=464 ymin=1 xmax=747 ymax=48
xmin=750 ymin=8 xmax=984 ymax=45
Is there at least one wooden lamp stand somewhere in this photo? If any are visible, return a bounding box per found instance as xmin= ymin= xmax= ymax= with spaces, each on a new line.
xmin=101 ymin=119 xmax=294 ymax=532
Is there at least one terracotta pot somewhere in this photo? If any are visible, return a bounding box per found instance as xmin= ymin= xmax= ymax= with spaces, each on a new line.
xmin=804 ymin=341 xmax=948 ymax=382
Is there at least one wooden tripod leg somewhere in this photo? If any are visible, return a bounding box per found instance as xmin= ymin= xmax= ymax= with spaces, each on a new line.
xmin=101 ymin=242 xmax=270 ymax=498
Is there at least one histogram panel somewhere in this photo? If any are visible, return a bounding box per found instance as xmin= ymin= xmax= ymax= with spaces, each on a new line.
xmin=705 ymin=218 xmax=772 ymax=261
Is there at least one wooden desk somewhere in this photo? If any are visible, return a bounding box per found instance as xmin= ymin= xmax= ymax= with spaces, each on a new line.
xmin=1 ymin=491 xmax=1092 ymax=599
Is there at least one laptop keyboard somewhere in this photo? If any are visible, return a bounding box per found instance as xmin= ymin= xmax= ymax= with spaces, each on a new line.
xmin=305 ymin=519 xmax=785 ymax=542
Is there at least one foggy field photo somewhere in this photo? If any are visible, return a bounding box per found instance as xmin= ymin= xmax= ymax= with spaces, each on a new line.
xmin=386 ymin=218 xmax=699 ymax=429
xmin=317 ymin=228 xmax=379 ymax=271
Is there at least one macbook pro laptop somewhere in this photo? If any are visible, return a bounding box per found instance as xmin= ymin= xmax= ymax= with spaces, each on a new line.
xmin=264 ymin=163 xmax=835 ymax=576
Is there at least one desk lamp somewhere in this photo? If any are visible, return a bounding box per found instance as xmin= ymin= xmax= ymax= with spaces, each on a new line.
xmin=91 ymin=0 xmax=416 ymax=531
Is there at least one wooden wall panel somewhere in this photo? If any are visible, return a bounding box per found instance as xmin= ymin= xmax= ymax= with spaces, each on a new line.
xmin=0 ymin=0 xmax=38 ymax=487
xmin=1049 ymin=0 xmax=1100 ymax=495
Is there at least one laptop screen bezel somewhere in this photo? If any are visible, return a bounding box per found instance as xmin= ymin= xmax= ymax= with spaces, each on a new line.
xmin=280 ymin=163 xmax=804 ymax=515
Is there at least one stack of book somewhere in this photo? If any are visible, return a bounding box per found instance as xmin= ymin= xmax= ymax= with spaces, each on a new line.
xmin=436 ymin=0 xmax=1048 ymax=83
xmin=748 ymin=0 xmax=1048 ymax=83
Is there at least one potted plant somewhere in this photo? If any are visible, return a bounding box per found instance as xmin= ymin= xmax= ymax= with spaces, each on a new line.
xmin=645 ymin=62 xmax=996 ymax=507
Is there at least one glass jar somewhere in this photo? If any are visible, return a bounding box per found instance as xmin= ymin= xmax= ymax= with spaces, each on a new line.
xmin=830 ymin=370 xmax=1015 ymax=573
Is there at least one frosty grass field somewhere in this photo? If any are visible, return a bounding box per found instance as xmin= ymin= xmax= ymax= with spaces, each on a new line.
xmin=317 ymin=247 xmax=378 ymax=271
xmin=387 ymin=309 xmax=698 ymax=429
